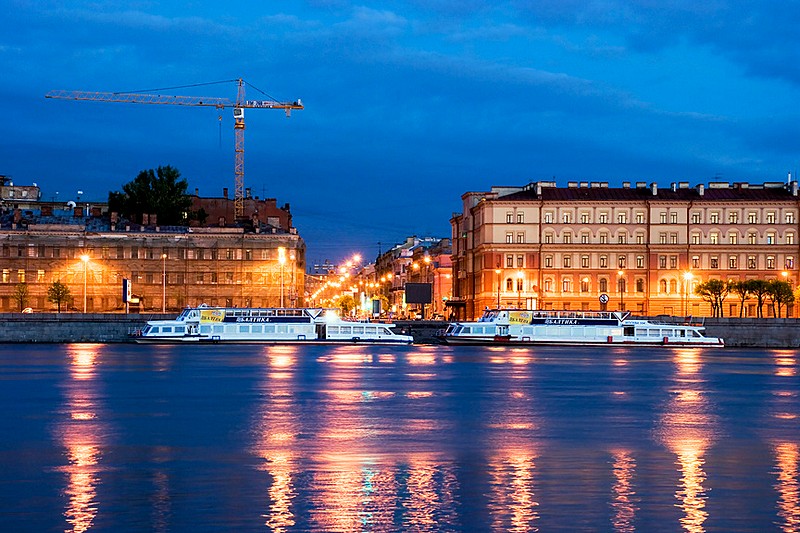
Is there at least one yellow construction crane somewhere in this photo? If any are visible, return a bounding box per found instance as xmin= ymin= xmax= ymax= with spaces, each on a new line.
xmin=46 ymin=78 xmax=303 ymax=218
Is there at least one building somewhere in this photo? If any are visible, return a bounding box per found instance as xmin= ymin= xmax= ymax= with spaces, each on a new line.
xmin=451 ymin=179 xmax=800 ymax=320
xmin=0 ymin=191 xmax=305 ymax=312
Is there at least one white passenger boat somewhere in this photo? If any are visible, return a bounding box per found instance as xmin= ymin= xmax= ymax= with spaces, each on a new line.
xmin=130 ymin=305 xmax=414 ymax=345
xmin=438 ymin=309 xmax=724 ymax=347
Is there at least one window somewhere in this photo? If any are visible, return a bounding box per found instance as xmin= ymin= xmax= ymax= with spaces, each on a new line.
xmin=563 ymin=256 xmax=572 ymax=268
xmin=544 ymin=212 xmax=553 ymax=223
xmin=506 ymin=232 xmax=513 ymax=244
xmin=786 ymin=213 xmax=795 ymax=224
xmin=581 ymin=256 xmax=589 ymax=268
xmin=636 ymin=212 xmax=645 ymax=224
xmin=562 ymin=213 xmax=572 ymax=223
xmin=767 ymin=256 xmax=775 ymax=269
xmin=52 ymin=247 xmax=61 ymax=258
xmin=197 ymin=249 xmax=205 ymax=260
xmin=636 ymin=279 xmax=644 ymax=292
xmin=748 ymin=212 xmax=757 ymax=224
xmin=787 ymin=257 xmax=795 ymax=269
xmin=562 ymin=279 xmax=571 ymax=292
xmin=580 ymin=213 xmax=589 ymax=223
xmin=767 ymin=232 xmax=776 ymax=244
xmin=767 ymin=212 xmax=776 ymax=224
xmin=710 ymin=232 xmax=719 ymax=245
xmin=748 ymin=233 xmax=757 ymax=245
xmin=692 ymin=233 xmax=701 ymax=245
xmin=516 ymin=232 xmax=524 ymax=244
xmin=226 ymin=249 xmax=233 ymax=260
xmin=581 ymin=233 xmax=590 ymax=244
xmin=506 ymin=278 xmax=514 ymax=291
xmin=636 ymin=234 xmax=645 ymax=244
xmin=729 ymin=212 xmax=739 ymax=224
xmin=599 ymin=278 xmax=608 ymax=292
xmin=544 ymin=255 xmax=553 ymax=268
xmin=710 ymin=212 xmax=720 ymax=224
xmin=506 ymin=212 xmax=513 ymax=224
xmin=729 ymin=232 xmax=738 ymax=244
xmin=544 ymin=233 xmax=554 ymax=244
xmin=670 ymin=213 xmax=678 ymax=224
xmin=197 ymin=273 xmax=204 ymax=284
xmin=544 ymin=279 xmax=552 ymax=292
xmin=691 ymin=213 xmax=701 ymax=224
xmin=516 ymin=212 xmax=524 ymax=224
xmin=600 ymin=233 xmax=608 ymax=244
xmin=660 ymin=279 xmax=668 ymax=293
xmin=670 ymin=256 xmax=677 ymax=269
xmin=146 ymin=273 xmax=154 ymax=284
xmin=692 ymin=256 xmax=700 ymax=268
xmin=618 ymin=213 xmax=627 ymax=224
xmin=131 ymin=246 xmax=139 ymax=259
xmin=517 ymin=255 xmax=524 ymax=268
xmin=618 ymin=233 xmax=627 ymax=244
xmin=788 ymin=233 xmax=795 ymax=245
xmin=506 ymin=255 xmax=514 ymax=267
xmin=659 ymin=255 xmax=667 ymax=269
xmin=516 ymin=278 xmax=523 ymax=291
xmin=599 ymin=213 xmax=608 ymax=224
xmin=670 ymin=233 xmax=678 ymax=244
xmin=600 ymin=256 xmax=608 ymax=268
xmin=37 ymin=270 xmax=44 ymax=282
xmin=660 ymin=213 xmax=667 ymax=224
xmin=618 ymin=255 xmax=626 ymax=268
xmin=729 ymin=256 xmax=738 ymax=269
xmin=581 ymin=278 xmax=589 ymax=292
xmin=636 ymin=256 xmax=644 ymax=268
xmin=563 ymin=232 xmax=572 ymax=244
xmin=659 ymin=233 xmax=667 ymax=244
xmin=1 ymin=269 xmax=8 ymax=283
xmin=116 ymin=246 xmax=124 ymax=259
xmin=18 ymin=270 xmax=25 ymax=283
xmin=711 ymin=257 xmax=719 ymax=269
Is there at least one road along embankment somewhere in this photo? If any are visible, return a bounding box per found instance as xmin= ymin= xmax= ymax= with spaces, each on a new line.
xmin=0 ymin=314 xmax=798 ymax=347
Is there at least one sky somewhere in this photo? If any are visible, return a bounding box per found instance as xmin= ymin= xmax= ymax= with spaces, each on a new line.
xmin=2 ymin=1 xmax=799 ymax=267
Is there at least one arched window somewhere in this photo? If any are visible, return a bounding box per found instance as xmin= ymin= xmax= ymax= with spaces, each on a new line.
xmin=516 ymin=278 xmax=524 ymax=291
xmin=506 ymin=278 xmax=513 ymax=291
xmin=599 ymin=278 xmax=608 ymax=292
xmin=660 ymin=279 xmax=668 ymax=293
xmin=670 ymin=280 xmax=678 ymax=293
xmin=562 ymin=279 xmax=571 ymax=292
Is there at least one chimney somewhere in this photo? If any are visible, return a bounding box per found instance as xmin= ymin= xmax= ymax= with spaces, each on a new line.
xmin=793 ymin=181 xmax=798 ymax=197
xmin=223 ymin=188 xmax=228 ymax=199
xmin=150 ymin=213 xmax=157 ymax=226
xmin=671 ymin=182 xmax=677 ymax=192
xmin=536 ymin=182 xmax=542 ymax=196
xmin=622 ymin=182 xmax=630 ymax=189
xmin=195 ymin=188 xmax=199 ymax=196
xmin=651 ymin=182 xmax=658 ymax=196
xmin=697 ymin=184 xmax=705 ymax=196
xmin=245 ymin=187 xmax=251 ymax=198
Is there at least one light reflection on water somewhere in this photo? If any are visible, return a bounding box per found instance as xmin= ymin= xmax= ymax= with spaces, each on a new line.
xmin=1 ymin=344 xmax=795 ymax=530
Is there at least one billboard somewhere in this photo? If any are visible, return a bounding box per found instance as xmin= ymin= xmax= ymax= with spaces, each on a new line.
xmin=405 ymin=283 xmax=432 ymax=304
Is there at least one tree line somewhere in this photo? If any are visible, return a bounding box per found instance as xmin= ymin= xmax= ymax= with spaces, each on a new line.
xmin=694 ymin=278 xmax=796 ymax=318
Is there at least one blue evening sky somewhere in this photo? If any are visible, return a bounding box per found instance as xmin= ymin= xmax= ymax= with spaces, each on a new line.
xmin=2 ymin=1 xmax=799 ymax=266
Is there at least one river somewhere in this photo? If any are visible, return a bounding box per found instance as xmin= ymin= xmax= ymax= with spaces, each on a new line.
xmin=1 ymin=343 xmax=798 ymax=531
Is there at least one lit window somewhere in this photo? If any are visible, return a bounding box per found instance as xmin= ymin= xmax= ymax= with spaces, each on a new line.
xmin=767 ymin=212 xmax=776 ymax=224
xmin=767 ymin=256 xmax=775 ymax=269
xmin=516 ymin=212 xmax=524 ymax=224
xmin=670 ymin=213 xmax=677 ymax=224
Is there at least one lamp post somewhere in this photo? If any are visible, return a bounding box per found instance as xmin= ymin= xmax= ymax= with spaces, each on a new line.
xmin=278 ymin=247 xmax=287 ymax=308
xmin=80 ymin=254 xmax=90 ymax=313
xmin=495 ymin=268 xmax=501 ymax=308
xmin=516 ymin=270 xmax=524 ymax=309
xmin=683 ymin=271 xmax=694 ymax=316
xmin=617 ymin=270 xmax=624 ymax=310
xmin=161 ymin=253 xmax=167 ymax=313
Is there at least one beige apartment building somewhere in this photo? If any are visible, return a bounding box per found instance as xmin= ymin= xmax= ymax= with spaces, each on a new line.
xmin=451 ymin=180 xmax=799 ymax=320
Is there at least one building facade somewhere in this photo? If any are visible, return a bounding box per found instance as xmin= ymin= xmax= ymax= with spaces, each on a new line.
xmin=451 ymin=180 xmax=800 ymax=320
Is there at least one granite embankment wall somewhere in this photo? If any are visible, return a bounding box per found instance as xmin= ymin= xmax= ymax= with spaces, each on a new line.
xmin=0 ymin=314 xmax=798 ymax=347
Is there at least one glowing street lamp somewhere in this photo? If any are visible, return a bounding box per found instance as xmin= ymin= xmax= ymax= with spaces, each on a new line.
xmin=80 ymin=254 xmax=90 ymax=313
xmin=161 ymin=253 xmax=167 ymax=313
xmin=617 ymin=270 xmax=625 ymax=310
xmin=495 ymin=268 xmax=501 ymax=308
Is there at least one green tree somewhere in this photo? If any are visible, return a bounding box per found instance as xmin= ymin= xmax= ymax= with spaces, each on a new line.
xmin=694 ymin=279 xmax=729 ymax=317
xmin=13 ymin=283 xmax=29 ymax=312
xmin=746 ymin=279 xmax=770 ymax=318
xmin=109 ymin=165 xmax=192 ymax=226
xmin=47 ymin=280 xmax=71 ymax=313
xmin=337 ymin=294 xmax=357 ymax=316
xmin=767 ymin=279 xmax=795 ymax=318
xmin=729 ymin=280 xmax=750 ymax=317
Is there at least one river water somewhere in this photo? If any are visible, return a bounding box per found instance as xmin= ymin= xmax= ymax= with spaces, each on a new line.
xmin=1 ymin=343 xmax=798 ymax=532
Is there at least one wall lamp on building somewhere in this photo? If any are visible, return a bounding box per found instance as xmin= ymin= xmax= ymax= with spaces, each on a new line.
xmin=682 ymin=271 xmax=694 ymax=316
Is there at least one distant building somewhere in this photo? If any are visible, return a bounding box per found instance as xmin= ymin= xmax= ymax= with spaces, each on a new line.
xmin=0 ymin=184 xmax=304 ymax=312
xmin=451 ymin=179 xmax=800 ymax=320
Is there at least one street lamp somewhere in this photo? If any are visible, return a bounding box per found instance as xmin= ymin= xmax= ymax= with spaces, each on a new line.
xmin=161 ymin=253 xmax=167 ymax=313
xmin=516 ymin=270 xmax=524 ymax=309
xmin=495 ymin=268 xmax=501 ymax=308
xmin=80 ymin=254 xmax=90 ymax=313
xmin=278 ymin=247 xmax=287 ymax=308
xmin=617 ymin=270 xmax=625 ymax=310
xmin=683 ymin=271 xmax=694 ymax=316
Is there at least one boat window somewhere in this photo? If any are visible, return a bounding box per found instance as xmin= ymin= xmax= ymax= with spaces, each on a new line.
xmin=175 ymin=326 xmax=185 ymax=334
xmin=251 ymin=325 xmax=262 ymax=333
xmin=648 ymin=329 xmax=660 ymax=337
xmin=263 ymin=325 xmax=275 ymax=333
xmin=213 ymin=325 xmax=224 ymax=334
xmin=239 ymin=325 xmax=249 ymax=333
xmin=663 ymin=329 xmax=674 ymax=337
xmin=380 ymin=327 xmax=390 ymax=335
xmin=162 ymin=326 xmax=173 ymax=333
xmin=340 ymin=326 xmax=351 ymax=334
xmin=328 ymin=326 xmax=339 ymax=334
xmin=353 ymin=326 xmax=364 ymax=334
xmin=624 ymin=326 xmax=634 ymax=336
xmin=200 ymin=325 xmax=211 ymax=334
xmin=150 ymin=326 xmax=159 ymax=333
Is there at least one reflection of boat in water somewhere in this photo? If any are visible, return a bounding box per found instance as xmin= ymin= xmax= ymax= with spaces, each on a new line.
xmin=438 ymin=309 xmax=724 ymax=346
xmin=131 ymin=305 xmax=414 ymax=345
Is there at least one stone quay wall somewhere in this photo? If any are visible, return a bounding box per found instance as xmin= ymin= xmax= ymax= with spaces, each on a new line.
xmin=0 ymin=314 xmax=798 ymax=347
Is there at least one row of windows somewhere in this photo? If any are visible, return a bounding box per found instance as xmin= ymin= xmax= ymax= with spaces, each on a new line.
xmin=0 ymin=269 xmax=291 ymax=285
xmin=536 ymin=253 xmax=796 ymax=270
xmin=0 ymin=245 xmax=290 ymax=261
xmin=528 ymin=211 xmax=797 ymax=225
xmin=507 ymin=231 xmax=796 ymax=245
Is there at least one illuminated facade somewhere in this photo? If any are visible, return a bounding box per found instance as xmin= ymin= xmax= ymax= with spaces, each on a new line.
xmin=0 ymin=211 xmax=304 ymax=312
xmin=451 ymin=180 xmax=800 ymax=320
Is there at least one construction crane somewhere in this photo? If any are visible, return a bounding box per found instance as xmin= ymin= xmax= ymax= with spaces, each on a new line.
xmin=46 ymin=78 xmax=303 ymax=218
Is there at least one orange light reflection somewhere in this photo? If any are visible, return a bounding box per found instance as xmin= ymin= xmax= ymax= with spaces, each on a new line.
xmin=610 ymin=449 xmax=637 ymax=533
xmin=773 ymin=441 xmax=800 ymax=532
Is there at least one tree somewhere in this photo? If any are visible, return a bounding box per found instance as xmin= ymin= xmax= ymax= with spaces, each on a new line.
xmin=337 ymin=294 xmax=357 ymax=316
xmin=108 ymin=165 xmax=192 ymax=226
xmin=746 ymin=279 xmax=770 ymax=318
xmin=47 ymin=280 xmax=71 ymax=313
xmin=729 ymin=280 xmax=750 ymax=317
xmin=13 ymin=283 xmax=29 ymax=312
xmin=694 ymin=279 xmax=729 ymax=317
xmin=767 ymin=279 xmax=795 ymax=318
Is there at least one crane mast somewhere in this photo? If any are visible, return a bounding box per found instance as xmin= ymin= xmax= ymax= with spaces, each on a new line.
xmin=46 ymin=78 xmax=303 ymax=218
